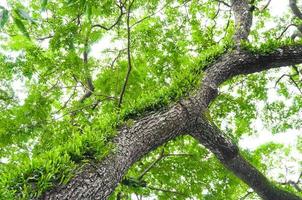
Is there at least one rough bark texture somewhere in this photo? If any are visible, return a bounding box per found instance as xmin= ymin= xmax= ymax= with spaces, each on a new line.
xmin=231 ymin=0 xmax=253 ymax=43
xmin=191 ymin=118 xmax=302 ymax=200
xmin=42 ymin=44 xmax=302 ymax=200
xmin=290 ymin=0 xmax=302 ymax=20
xmin=41 ymin=0 xmax=302 ymax=199
xmin=42 ymin=104 xmax=194 ymax=199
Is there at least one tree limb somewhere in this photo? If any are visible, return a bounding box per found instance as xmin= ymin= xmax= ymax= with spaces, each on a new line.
xmin=231 ymin=0 xmax=253 ymax=43
xmin=260 ymin=0 xmax=272 ymax=12
xmin=41 ymin=44 xmax=302 ymax=200
xmin=289 ymin=0 xmax=302 ymax=38
xmin=240 ymin=191 xmax=254 ymax=200
xmin=216 ymin=0 xmax=231 ymax=7
xmin=137 ymin=148 xmax=165 ymax=180
xmin=118 ymin=0 xmax=135 ymax=108
xmin=290 ymin=0 xmax=302 ymax=20
xmin=191 ymin=118 xmax=301 ymax=200
xmin=79 ymin=39 xmax=95 ymax=103
xmin=92 ymin=0 xmax=125 ymax=31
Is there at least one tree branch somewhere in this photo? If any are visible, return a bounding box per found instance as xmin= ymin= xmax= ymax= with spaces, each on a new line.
xmin=130 ymin=1 xmax=170 ymax=29
xmin=289 ymin=0 xmax=302 ymax=39
xmin=118 ymin=0 xmax=135 ymax=108
xmin=279 ymin=172 xmax=302 ymax=192
xmin=191 ymin=119 xmax=302 ymax=200
xmin=216 ymin=0 xmax=231 ymax=7
xmin=240 ymin=191 xmax=253 ymax=200
xmin=277 ymin=24 xmax=297 ymax=39
xmin=231 ymin=0 xmax=253 ymax=43
xmin=91 ymin=0 xmax=125 ymax=31
xmin=260 ymin=0 xmax=272 ymax=12
xmin=199 ymin=45 xmax=302 ymax=106
xmin=290 ymin=0 xmax=302 ymax=20
xmin=41 ymin=43 xmax=302 ymax=200
xmin=137 ymin=148 xmax=165 ymax=180
xmin=79 ymin=39 xmax=95 ymax=103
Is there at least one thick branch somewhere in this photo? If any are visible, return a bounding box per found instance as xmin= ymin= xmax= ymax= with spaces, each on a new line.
xmin=42 ymin=103 xmax=192 ymax=199
xmin=199 ymin=45 xmax=302 ymax=106
xmin=289 ymin=0 xmax=302 ymax=34
xmin=231 ymin=0 xmax=253 ymax=43
xmin=41 ymin=44 xmax=302 ymax=199
xmin=191 ymin=118 xmax=301 ymax=200
xmin=290 ymin=0 xmax=302 ymax=20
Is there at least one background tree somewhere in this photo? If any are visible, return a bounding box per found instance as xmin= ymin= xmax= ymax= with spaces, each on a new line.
xmin=0 ymin=0 xmax=302 ymax=199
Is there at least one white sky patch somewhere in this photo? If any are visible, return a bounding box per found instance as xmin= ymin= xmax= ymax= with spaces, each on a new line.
xmin=90 ymin=33 xmax=125 ymax=59
xmin=0 ymin=0 xmax=9 ymax=9
xmin=0 ymin=157 xmax=9 ymax=164
xmin=12 ymin=76 xmax=28 ymax=105
xmin=239 ymin=128 xmax=300 ymax=150
xmin=269 ymin=0 xmax=289 ymax=17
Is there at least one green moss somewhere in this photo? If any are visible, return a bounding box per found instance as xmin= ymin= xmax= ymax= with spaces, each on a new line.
xmin=241 ymin=38 xmax=302 ymax=55
xmin=0 ymin=40 xmax=240 ymax=199
xmin=3 ymin=37 xmax=302 ymax=198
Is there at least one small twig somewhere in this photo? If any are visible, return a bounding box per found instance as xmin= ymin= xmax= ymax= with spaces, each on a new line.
xmin=260 ymin=0 xmax=271 ymax=12
xmin=279 ymin=170 xmax=302 ymax=192
xmin=79 ymin=77 xmax=94 ymax=103
xmin=292 ymin=64 xmax=300 ymax=75
xmin=289 ymin=76 xmax=302 ymax=95
xmin=218 ymin=8 xmax=232 ymax=43
xmin=277 ymin=24 xmax=297 ymax=39
xmin=216 ymin=0 xmax=231 ymax=7
xmin=92 ymin=0 xmax=125 ymax=31
xmin=43 ymin=79 xmax=61 ymax=95
xmin=109 ymin=48 xmax=127 ymax=68
xmin=54 ymin=86 xmax=77 ymax=114
xmin=240 ymin=191 xmax=253 ymax=200
xmin=130 ymin=0 xmax=191 ymax=29
xmin=275 ymin=72 xmax=302 ymax=95
xmin=298 ymin=171 xmax=302 ymax=181
xmin=58 ymin=97 xmax=110 ymax=120
xmin=130 ymin=1 xmax=171 ymax=29
xmin=275 ymin=74 xmax=288 ymax=87
xmin=138 ymin=149 xmax=165 ymax=180
xmin=209 ymin=2 xmax=221 ymax=39
xmin=36 ymin=35 xmax=53 ymax=41
xmin=91 ymin=99 xmax=101 ymax=110
xmin=165 ymin=153 xmax=193 ymax=157
xmin=137 ymin=151 xmax=193 ymax=181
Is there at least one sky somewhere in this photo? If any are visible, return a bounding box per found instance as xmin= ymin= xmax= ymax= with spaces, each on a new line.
xmin=0 ymin=0 xmax=301 ymax=195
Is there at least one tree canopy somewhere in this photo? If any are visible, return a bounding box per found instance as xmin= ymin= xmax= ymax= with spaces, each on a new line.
xmin=0 ymin=0 xmax=302 ymax=199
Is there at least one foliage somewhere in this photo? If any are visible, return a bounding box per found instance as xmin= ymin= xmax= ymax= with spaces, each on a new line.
xmin=0 ymin=0 xmax=301 ymax=199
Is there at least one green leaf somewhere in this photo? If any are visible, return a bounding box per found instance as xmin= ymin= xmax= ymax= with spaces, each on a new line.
xmin=13 ymin=17 xmax=30 ymax=38
xmin=41 ymin=0 xmax=48 ymax=10
xmin=86 ymin=3 xmax=92 ymax=21
xmin=0 ymin=8 xmax=9 ymax=29
xmin=16 ymin=9 xmax=36 ymax=24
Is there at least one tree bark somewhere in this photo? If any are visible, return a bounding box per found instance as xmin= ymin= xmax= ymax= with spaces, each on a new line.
xmin=41 ymin=44 xmax=302 ymax=200
xmin=41 ymin=0 xmax=302 ymax=199
xmin=191 ymin=118 xmax=302 ymax=200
